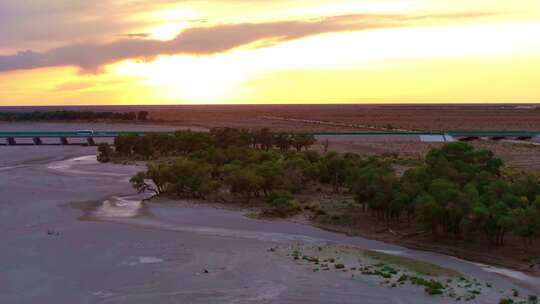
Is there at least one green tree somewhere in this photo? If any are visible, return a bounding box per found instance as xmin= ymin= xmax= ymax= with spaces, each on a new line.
xmin=255 ymin=160 xmax=284 ymax=197
xmin=97 ymin=143 xmax=112 ymax=163
xmin=265 ymin=191 xmax=300 ymax=217
xmin=223 ymin=165 xmax=263 ymax=202
xmin=320 ymin=152 xmax=350 ymax=193
xmin=428 ymin=179 xmax=465 ymax=236
xmin=352 ymin=164 xmax=393 ymax=213
xmin=166 ymin=158 xmax=216 ymax=198
xmin=256 ymin=128 xmax=274 ymax=151
xmin=130 ymin=172 xmax=150 ymax=193
xmin=414 ymin=193 xmax=443 ymax=237
xmin=291 ymin=134 xmax=317 ymax=152
xmin=274 ymin=132 xmax=292 ymax=152
xmin=145 ymin=162 xmax=172 ymax=195
xmin=137 ymin=111 xmax=149 ymax=121
xmin=134 ymin=135 xmax=154 ymax=159
xmin=114 ymin=134 xmax=139 ymax=157
xmin=510 ymin=205 xmax=540 ymax=246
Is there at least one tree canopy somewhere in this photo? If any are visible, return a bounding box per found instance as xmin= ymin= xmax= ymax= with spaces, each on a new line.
xmin=100 ymin=130 xmax=540 ymax=246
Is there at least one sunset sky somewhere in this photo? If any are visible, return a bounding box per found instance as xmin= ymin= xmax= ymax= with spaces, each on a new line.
xmin=1 ymin=0 xmax=539 ymax=105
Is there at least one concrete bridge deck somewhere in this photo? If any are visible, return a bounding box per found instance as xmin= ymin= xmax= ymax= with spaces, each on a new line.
xmin=310 ymin=131 xmax=540 ymax=143
xmin=0 ymin=131 xmax=154 ymax=138
xmin=0 ymin=131 xmax=162 ymax=145
xmin=0 ymin=130 xmax=539 ymax=146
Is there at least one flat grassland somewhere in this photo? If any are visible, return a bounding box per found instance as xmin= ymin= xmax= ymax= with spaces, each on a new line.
xmin=311 ymin=140 xmax=540 ymax=172
xmin=3 ymin=104 xmax=538 ymax=131
xmin=3 ymin=105 xmax=538 ymax=170
xmin=146 ymin=104 xmax=540 ymax=171
xmin=146 ymin=104 xmax=540 ymax=131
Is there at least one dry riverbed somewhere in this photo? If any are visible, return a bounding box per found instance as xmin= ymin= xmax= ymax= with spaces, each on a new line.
xmin=1 ymin=143 xmax=539 ymax=303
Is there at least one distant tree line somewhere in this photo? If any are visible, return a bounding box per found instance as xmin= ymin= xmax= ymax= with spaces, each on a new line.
xmin=98 ymin=128 xmax=540 ymax=246
xmin=0 ymin=110 xmax=149 ymax=122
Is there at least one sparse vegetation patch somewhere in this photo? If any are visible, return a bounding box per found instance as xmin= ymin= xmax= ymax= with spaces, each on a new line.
xmin=280 ymin=244 xmax=537 ymax=303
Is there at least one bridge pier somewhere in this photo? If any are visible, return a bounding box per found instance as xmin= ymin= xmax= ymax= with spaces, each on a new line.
xmin=86 ymin=137 xmax=96 ymax=146
xmin=60 ymin=137 xmax=69 ymax=145
xmin=33 ymin=137 xmax=42 ymax=145
xmin=7 ymin=137 xmax=16 ymax=145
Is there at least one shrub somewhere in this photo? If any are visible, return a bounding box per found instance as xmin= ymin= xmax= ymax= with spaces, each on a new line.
xmin=264 ymin=191 xmax=301 ymax=217
xmin=97 ymin=143 xmax=112 ymax=163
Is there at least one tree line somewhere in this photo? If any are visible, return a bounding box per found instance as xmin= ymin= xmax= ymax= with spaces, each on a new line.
xmin=101 ymin=128 xmax=317 ymax=161
xmin=352 ymin=143 xmax=540 ymax=246
xmin=0 ymin=110 xmax=149 ymax=121
xmin=98 ymin=129 xmax=540 ymax=247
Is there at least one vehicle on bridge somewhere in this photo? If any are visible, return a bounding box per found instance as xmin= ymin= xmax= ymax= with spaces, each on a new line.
xmin=76 ymin=130 xmax=95 ymax=135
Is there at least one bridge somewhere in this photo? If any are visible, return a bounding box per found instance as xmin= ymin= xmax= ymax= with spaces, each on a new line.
xmin=0 ymin=131 xmax=159 ymax=146
xmin=0 ymin=130 xmax=539 ymax=146
xmin=307 ymin=130 xmax=540 ymax=143
xmin=443 ymin=131 xmax=540 ymax=141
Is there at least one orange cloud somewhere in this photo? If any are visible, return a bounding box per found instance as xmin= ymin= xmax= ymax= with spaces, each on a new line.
xmin=0 ymin=12 xmax=492 ymax=73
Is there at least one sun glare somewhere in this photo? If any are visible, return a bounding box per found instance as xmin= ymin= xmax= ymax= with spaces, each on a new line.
xmin=107 ymin=18 xmax=540 ymax=104
xmin=148 ymin=22 xmax=191 ymax=40
xmin=295 ymin=1 xmax=417 ymax=16
xmin=134 ymin=7 xmax=200 ymax=40
xmin=112 ymin=55 xmax=250 ymax=103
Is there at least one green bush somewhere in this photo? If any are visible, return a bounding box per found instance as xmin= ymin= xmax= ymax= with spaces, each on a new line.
xmin=265 ymin=191 xmax=301 ymax=217
xmin=97 ymin=143 xmax=112 ymax=163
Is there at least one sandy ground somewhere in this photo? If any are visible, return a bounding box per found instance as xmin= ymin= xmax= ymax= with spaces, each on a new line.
xmin=0 ymin=146 xmax=539 ymax=304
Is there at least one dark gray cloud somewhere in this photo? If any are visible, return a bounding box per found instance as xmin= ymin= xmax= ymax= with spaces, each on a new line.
xmin=0 ymin=0 xmax=182 ymax=51
xmin=123 ymin=33 xmax=152 ymax=38
xmin=0 ymin=12 xmax=493 ymax=73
